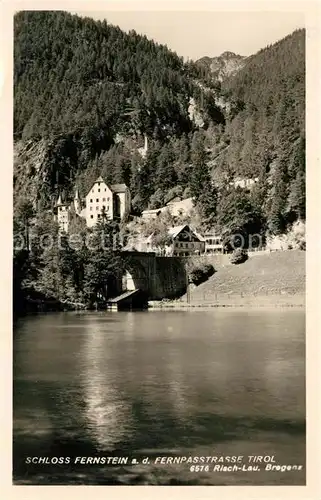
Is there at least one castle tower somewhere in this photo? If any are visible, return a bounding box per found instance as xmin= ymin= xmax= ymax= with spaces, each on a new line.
xmin=73 ymin=187 xmax=82 ymax=216
xmin=55 ymin=193 xmax=70 ymax=233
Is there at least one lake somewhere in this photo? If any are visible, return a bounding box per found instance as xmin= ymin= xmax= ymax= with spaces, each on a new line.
xmin=13 ymin=309 xmax=305 ymax=485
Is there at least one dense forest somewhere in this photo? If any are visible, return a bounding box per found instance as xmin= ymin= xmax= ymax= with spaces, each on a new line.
xmin=13 ymin=11 xmax=305 ymax=312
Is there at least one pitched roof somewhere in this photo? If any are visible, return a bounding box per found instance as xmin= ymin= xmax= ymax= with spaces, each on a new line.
xmin=86 ymin=178 xmax=128 ymax=196
xmin=168 ymin=225 xmax=188 ymax=238
xmin=166 ymin=196 xmax=182 ymax=205
xmin=168 ymin=224 xmax=205 ymax=241
xmin=142 ymin=208 xmax=165 ymax=214
xmin=94 ymin=176 xmax=105 ymax=183
xmin=110 ymin=183 xmax=128 ymax=193
xmin=56 ymin=193 xmax=68 ymax=206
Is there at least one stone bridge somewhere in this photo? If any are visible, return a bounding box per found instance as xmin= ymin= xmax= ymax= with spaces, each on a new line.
xmin=120 ymin=251 xmax=187 ymax=300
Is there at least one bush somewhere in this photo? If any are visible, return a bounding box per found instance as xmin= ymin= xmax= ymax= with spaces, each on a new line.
xmin=230 ymin=248 xmax=248 ymax=265
xmin=188 ymin=262 xmax=215 ymax=285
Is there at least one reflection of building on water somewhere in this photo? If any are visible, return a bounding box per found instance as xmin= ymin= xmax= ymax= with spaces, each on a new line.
xmin=80 ymin=323 xmax=134 ymax=451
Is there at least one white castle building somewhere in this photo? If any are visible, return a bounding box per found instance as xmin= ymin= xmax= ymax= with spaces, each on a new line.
xmin=55 ymin=177 xmax=131 ymax=233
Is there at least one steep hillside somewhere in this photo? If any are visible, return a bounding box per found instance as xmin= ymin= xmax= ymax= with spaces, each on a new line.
xmin=187 ymin=250 xmax=305 ymax=301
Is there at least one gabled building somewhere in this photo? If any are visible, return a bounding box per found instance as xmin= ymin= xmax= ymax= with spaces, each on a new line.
xmin=85 ymin=177 xmax=131 ymax=227
xmin=54 ymin=177 xmax=131 ymax=232
xmin=85 ymin=176 xmax=114 ymax=227
xmin=168 ymin=225 xmax=205 ymax=256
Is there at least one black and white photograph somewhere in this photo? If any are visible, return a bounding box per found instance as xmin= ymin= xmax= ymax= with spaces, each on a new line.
xmin=7 ymin=0 xmax=316 ymax=491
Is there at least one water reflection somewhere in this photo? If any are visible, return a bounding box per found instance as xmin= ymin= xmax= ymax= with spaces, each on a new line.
xmin=13 ymin=309 xmax=305 ymax=484
xmin=80 ymin=320 xmax=134 ymax=451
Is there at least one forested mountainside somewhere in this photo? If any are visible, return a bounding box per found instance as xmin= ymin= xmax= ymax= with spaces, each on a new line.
xmin=14 ymin=11 xmax=305 ymax=235
xmin=13 ymin=11 xmax=305 ymax=313
xmin=14 ymin=10 xmax=223 ymax=214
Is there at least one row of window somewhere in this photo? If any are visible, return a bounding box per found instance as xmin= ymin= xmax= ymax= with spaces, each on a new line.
xmin=89 ymin=213 xmax=109 ymax=219
xmin=206 ymin=238 xmax=222 ymax=245
xmin=175 ymin=242 xmax=201 ymax=248
xmin=92 ymin=183 xmax=107 ymax=193
xmin=89 ymin=197 xmax=110 ymax=202
xmin=89 ymin=205 xmax=109 ymax=211
xmin=206 ymin=249 xmax=224 ymax=254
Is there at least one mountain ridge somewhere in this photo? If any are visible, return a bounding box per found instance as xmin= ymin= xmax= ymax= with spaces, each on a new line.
xmin=196 ymin=51 xmax=247 ymax=81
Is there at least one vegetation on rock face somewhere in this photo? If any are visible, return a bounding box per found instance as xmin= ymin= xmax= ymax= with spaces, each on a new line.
xmin=13 ymin=11 xmax=305 ymax=312
xmin=266 ymin=220 xmax=306 ymax=251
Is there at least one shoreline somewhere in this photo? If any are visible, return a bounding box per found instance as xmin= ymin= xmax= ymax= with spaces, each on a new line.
xmin=148 ymin=294 xmax=305 ymax=310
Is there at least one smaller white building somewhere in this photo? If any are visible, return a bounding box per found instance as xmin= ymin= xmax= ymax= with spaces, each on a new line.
xmin=166 ymin=197 xmax=194 ymax=217
xmin=55 ymin=194 xmax=71 ymax=233
xmin=141 ymin=207 xmax=166 ymax=220
xmin=141 ymin=197 xmax=194 ymax=220
xmin=204 ymin=231 xmax=224 ymax=254
xmin=230 ymin=177 xmax=259 ymax=190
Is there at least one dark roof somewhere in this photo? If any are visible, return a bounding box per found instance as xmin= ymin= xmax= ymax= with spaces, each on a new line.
xmin=168 ymin=224 xmax=205 ymax=241
xmin=110 ymin=183 xmax=128 ymax=193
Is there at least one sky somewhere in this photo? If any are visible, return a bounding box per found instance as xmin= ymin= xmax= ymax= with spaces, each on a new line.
xmin=73 ymin=9 xmax=305 ymax=60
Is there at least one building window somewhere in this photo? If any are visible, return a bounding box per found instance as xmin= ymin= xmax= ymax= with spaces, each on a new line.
xmin=98 ymin=182 xmax=100 ymax=186
xmin=90 ymin=199 xmax=93 ymax=203
xmin=103 ymin=198 xmax=106 ymax=202
xmin=107 ymin=197 xmax=110 ymax=201
xmin=90 ymin=215 xmax=93 ymax=219
xmin=106 ymin=206 xmax=109 ymax=211
xmin=97 ymin=214 xmax=100 ymax=218
xmin=104 ymin=188 xmax=106 ymax=192
xmin=98 ymin=189 xmax=100 ymax=192
xmin=90 ymin=206 xmax=92 ymax=211
xmin=96 ymin=206 xmax=99 ymax=210
xmin=96 ymin=199 xmax=99 ymax=202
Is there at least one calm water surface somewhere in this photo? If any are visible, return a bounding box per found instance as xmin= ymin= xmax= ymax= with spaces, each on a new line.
xmin=13 ymin=309 xmax=305 ymax=485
